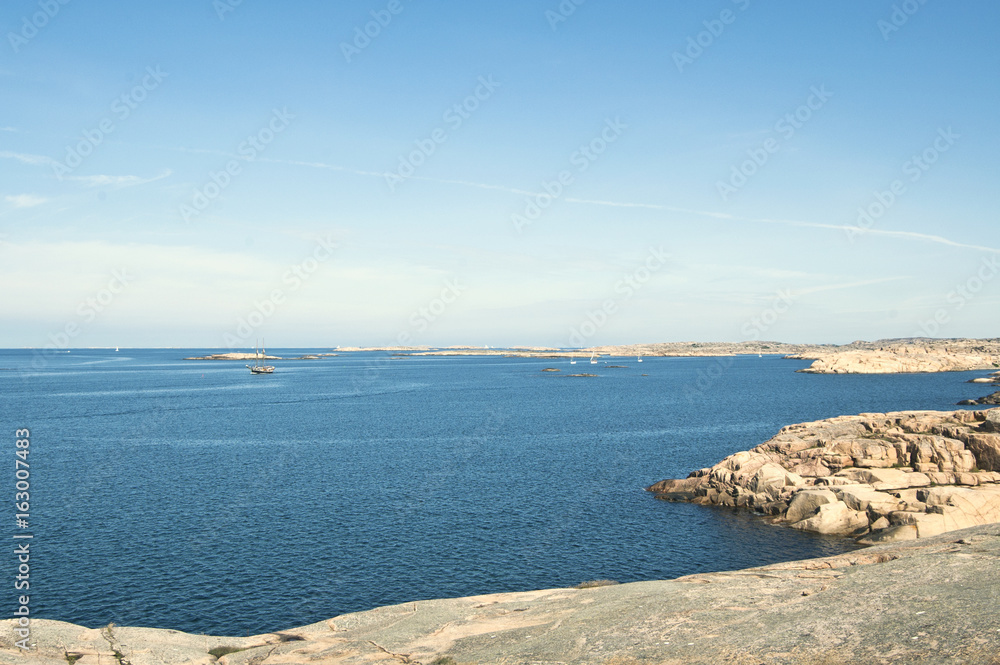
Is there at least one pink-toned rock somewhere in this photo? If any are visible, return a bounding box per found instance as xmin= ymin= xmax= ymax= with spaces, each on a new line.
xmin=648 ymin=408 xmax=1000 ymax=543
xmin=834 ymin=486 xmax=903 ymax=514
xmin=963 ymin=432 xmax=1000 ymax=471
xmin=784 ymin=489 xmax=838 ymax=524
xmin=790 ymin=501 xmax=868 ymax=535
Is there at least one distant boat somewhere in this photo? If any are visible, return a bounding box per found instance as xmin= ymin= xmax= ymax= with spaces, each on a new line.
xmin=247 ymin=340 xmax=275 ymax=374
xmin=637 ymin=355 xmax=642 ymax=363
xmin=590 ymin=353 xmax=597 ymax=365
xmin=115 ymin=346 xmax=119 ymax=352
xmin=570 ymin=356 xmax=576 ymax=365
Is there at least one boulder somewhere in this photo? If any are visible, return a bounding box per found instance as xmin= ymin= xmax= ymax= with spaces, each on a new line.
xmin=981 ymin=409 xmax=1000 ymax=432
xmin=748 ymin=463 xmax=803 ymax=498
xmin=789 ymin=501 xmax=869 ymax=535
xmin=964 ymin=432 xmax=1000 ymax=471
xmin=835 ymin=486 xmax=903 ymax=515
xmin=648 ymin=476 xmax=705 ymax=500
xmin=784 ymin=489 xmax=837 ymax=524
xmin=857 ymin=523 xmax=918 ymax=544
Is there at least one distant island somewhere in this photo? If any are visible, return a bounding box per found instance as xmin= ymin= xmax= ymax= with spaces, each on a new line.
xmin=183 ymin=352 xmax=282 ymax=361
xmin=285 ymin=338 xmax=1000 ymax=375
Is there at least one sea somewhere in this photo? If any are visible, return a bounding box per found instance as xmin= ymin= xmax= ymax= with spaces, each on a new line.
xmin=0 ymin=348 xmax=993 ymax=636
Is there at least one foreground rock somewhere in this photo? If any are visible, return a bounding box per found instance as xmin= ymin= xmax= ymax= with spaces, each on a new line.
xmin=649 ymin=409 xmax=1000 ymax=543
xmin=4 ymin=524 xmax=999 ymax=665
xmin=789 ymin=338 xmax=1000 ymax=374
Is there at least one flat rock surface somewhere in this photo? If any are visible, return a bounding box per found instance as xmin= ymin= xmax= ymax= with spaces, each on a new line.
xmin=3 ymin=525 xmax=999 ymax=664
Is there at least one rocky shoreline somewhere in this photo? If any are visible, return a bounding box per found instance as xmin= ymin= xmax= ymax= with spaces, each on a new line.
xmin=5 ymin=524 xmax=999 ymax=664
xmin=788 ymin=338 xmax=1000 ymax=374
xmin=649 ymin=409 xmax=1000 ymax=544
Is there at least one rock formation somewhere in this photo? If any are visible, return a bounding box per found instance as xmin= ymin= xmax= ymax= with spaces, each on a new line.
xmin=789 ymin=338 xmax=1000 ymax=374
xmin=959 ymin=391 xmax=1000 ymax=406
xmin=5 ymin=525 xmax=999 ymax=664
xmin=648 ymin=409 xmax=1000 ymax=543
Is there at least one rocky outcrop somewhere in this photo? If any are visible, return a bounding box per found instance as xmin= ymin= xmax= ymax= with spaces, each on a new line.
xmin=789 ymin=338 xmax=1000 ymax=374
xmin=648 ymin=409 xmax=1000 ymax=543
xmin=959 ymin=391 xmax=1000 ymax=405
xmin=5 ymin=525 xmax=999 ymax=665
xmin=183 ymin=353 xmax=281 ymax=361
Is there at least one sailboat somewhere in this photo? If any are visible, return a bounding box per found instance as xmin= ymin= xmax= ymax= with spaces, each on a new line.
xmin=637 ymin=354 xmax=642 ymax=363
xmin=589 ymin=352 xmax=598 ymax=365
xmin=570 ymin=356 xmax=577 ymax=365
xmin=247 ymin=340 xmax=275 ymax=374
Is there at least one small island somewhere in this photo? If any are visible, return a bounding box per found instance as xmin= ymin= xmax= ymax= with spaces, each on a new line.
xmin=183 ymin=352 xmax=282 ymax=361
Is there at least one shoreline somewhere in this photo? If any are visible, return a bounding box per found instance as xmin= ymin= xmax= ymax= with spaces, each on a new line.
xmin=170 ymin=338 xmax=1000 ymax=374
xmin=7 ymin=524 xmax=998 ymax=664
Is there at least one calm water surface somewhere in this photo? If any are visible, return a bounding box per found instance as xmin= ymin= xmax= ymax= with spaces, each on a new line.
xmin=0 ymin=349 xmax=992 ymax=635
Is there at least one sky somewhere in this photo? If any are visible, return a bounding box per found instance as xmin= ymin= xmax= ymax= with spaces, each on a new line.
xmin=1 ymin=0 xmax=998 ymax=349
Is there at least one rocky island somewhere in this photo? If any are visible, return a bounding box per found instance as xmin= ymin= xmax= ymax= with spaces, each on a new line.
xmin=329 ymin=338 xmax=1000 ymax=375
xmin=649 ymin=409 xmax=1000 ymax=544
xmin=183 ymin=352 xmax=282 ymax=361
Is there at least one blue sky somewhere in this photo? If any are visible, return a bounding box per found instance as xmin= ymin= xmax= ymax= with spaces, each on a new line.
xmin=1 ymin=0 xmax=997 ymax=349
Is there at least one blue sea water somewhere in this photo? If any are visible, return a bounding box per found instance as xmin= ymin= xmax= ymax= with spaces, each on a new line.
xmin=0 ymin=349 xmax=994 ymax=636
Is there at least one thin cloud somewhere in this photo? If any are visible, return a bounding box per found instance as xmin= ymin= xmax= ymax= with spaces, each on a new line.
xmin=562 ymin=197 xmax=1000 ymax=254
xmin=0 ymin=150 xmax=56 ymax=166
xmin=64 ymin=169 xmax=173 ymax=188
xmin=796 ymin=276 xmax=910 ymax=296
xmin=149 ymin=151 xmax=999 ymax=255
xmin=259 ymin=157 xmax=540 ymax=195
xmin=257 ymin=156 xmax=386 ymax=179
xmin=0 ymin=127 xmax=16 ymax=132
xmin=4 ymin=194 xmax=46 ymax=208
